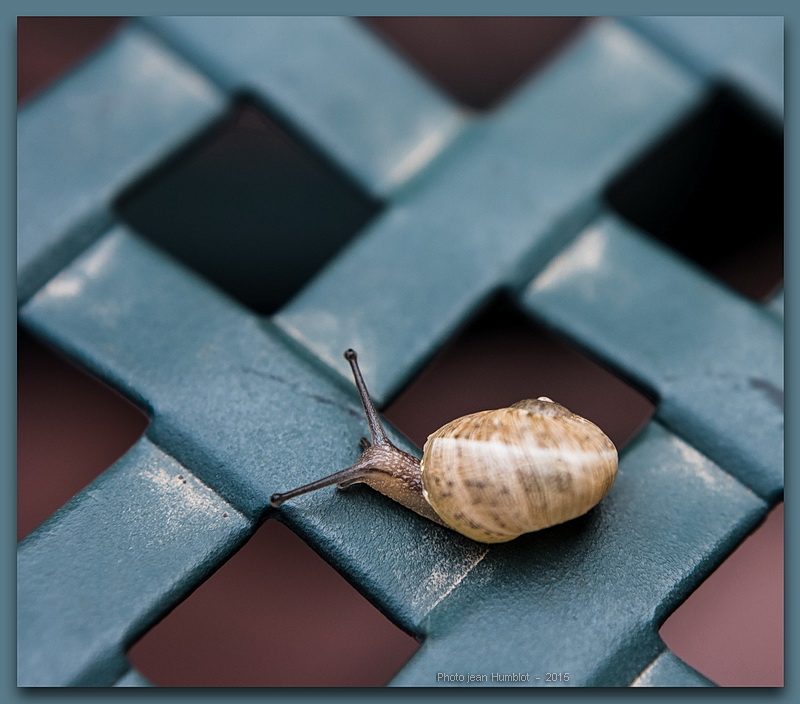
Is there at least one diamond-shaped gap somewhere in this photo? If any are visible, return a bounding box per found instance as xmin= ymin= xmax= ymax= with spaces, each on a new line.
xmin=127 ymin=519 xmax=419 ymax=686
xmin=115 ymin=96 xmax=382 ymax=315
xmin=659 ymin=503 xmax=783 ymax=686
xmin=383 ymin=297 xmax=654 ymax=453
xmin=605 ymin=85 xmax=783 ymax=302
xmin=17 ymin=327 xmax=148 ymax=541
xmin=361 ymin=16 xmax=591 ymax=111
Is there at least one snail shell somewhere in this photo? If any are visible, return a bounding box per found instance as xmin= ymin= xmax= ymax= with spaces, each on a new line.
xmin=270 ymin=351 xmax=618 ymax=544
xmin=421 ymin=398 xmax=618 ymax=543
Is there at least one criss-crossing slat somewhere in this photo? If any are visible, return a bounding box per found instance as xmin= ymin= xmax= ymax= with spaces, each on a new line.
xmin=17 ymin=23 xmax=227 ymax=303
xmin=521 ymin=213 xmax=783 ymax=502
xmin=17 ymin=16 xmax=782 ymax=687
xmin=275 ymin=20 xmax=703 ymax=404
xmin=142 ymin=16 xmax=466 ymax=198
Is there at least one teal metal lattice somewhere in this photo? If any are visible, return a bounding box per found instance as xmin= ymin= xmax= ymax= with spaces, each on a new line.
xmin=17 ymin=16 xmax=783 ymax=686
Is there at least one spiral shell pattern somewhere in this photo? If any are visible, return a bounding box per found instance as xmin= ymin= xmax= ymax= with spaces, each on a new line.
xmin=420 ymin=399 xmax=618 ymax=543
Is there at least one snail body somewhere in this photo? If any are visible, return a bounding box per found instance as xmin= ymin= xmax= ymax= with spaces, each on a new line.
xmin=270 ymin=350 xmax=618 ymax=544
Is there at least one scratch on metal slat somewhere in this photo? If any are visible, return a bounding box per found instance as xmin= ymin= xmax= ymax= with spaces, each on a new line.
xmin=629 ymin=656 xmax=661 ymax=687
xmin=424 ymin=547 xmax=490 ymax=614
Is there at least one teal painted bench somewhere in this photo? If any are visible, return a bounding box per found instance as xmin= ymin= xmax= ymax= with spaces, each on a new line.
xmin=17 ymin=16 xmax=783 ymax=686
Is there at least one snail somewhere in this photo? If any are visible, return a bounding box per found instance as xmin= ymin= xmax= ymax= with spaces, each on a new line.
xmin=270 ymin=349 xmax=618 ymax=543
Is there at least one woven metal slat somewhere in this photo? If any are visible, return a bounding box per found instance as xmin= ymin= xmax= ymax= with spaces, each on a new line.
xmin=17 ymin=23 xmax=226 ymax=303
xmin=143 ymin=16 xmax=466 ymax=198
xmin=17 ymin=16 xmax=783 ymax=687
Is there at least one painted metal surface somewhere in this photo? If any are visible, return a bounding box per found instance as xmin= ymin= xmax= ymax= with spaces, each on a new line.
xmin=623 ymin=16 xmax=783 ymax=120
xmin=522 ymin=214 xmax=783 ymax=502
xmin=17 ymin=23 xmax=227 ymax=304
xmin=275 ymin=19 xmax=704 ymax=405
xmin=630 ymin=651 xmax=715 ymax=687
xmin=142 ymin=15 xmax=466 ymax=198
xmin=17 ymin=16 xmax=782 ymax=687
xmin=17 ymin=437 xmax=251 ymax=686
xmin=390 ymin=423 xmax=765 ymax=686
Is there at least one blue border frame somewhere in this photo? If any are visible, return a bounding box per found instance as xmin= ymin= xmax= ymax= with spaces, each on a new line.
xmin=6 ymin=1 xmax=792 ymax=700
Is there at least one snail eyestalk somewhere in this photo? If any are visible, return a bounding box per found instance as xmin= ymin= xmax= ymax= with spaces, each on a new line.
xmin=270 ymin=463 xmax=369 ymax=508
xmin=344 ymin=348 xmax=388 ymax=446
xmin=270 ymin=349 xmax=442 ymax=523
xmin=270 ymin=348 xmax=407 ymax=510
